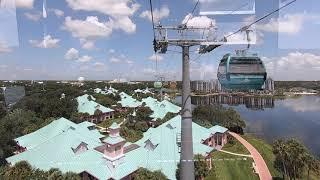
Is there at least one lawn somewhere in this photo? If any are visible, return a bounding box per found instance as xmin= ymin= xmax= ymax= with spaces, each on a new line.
xmin=242 ymin=135 xmax=320 ymax=180
xmin=242 ymin=135 xmax=282 ymax=178
xmin=205 ymin=138 xmax=258 ymax=180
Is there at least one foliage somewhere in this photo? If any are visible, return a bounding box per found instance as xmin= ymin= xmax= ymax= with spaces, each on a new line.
xmin=0 ymin=109 xmax=52 ymax=165
xmin=93 ymin=93 xmax=120 ymax=107
xmin=176 ymin=154 xmax=210 ymax=180
xmin=194 ymin=154 xmax=210 ymax=180
xmin=1 ymin=161 xmax=80 ymax=180
xmin=120 ymin=126 xmax=143 ymax=143
xmin=0 ymin=105 xmax=6 ymax=119
xmin=154 ymin=112 xmax=177 ymax=127
xmin=135 ymin=107 xmax=153 ymax=122
xmin=134 ymin=121 xmax=149 ymax=132
xmin=133 ymin=168 xmax=167 ymax=180
xmin=193 ymin=105 xmax=246 ymax=134
xmin=272 ymin=139 xmax=320 ymax=180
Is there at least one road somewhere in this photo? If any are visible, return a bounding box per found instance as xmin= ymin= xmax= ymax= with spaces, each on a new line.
xmin=229 ymin=132 xmax=272 ymax=180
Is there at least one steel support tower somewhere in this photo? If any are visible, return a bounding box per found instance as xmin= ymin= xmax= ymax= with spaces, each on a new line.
xmin=154 ymin=25 xmax=224 ymax=179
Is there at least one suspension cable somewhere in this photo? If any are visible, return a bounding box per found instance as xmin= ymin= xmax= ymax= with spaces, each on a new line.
xmin=183 ymin=0 xmax=200 ymax=26
xmin=225 ymin=0 xmax=297 ymax=39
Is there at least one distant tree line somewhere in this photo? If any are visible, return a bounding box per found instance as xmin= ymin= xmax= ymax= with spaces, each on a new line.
xmin=275 ymin=81 xmax=320 ymax=91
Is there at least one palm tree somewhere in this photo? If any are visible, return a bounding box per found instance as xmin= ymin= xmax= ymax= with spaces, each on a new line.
xmin=273 ymin=139 xmax=288 ymax=179
xmin=194 ymin=154 xmax=209 ymax=180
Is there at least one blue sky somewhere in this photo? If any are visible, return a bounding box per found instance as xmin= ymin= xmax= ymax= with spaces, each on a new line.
xmin=0 ymin=0 xmax=319 ymax=81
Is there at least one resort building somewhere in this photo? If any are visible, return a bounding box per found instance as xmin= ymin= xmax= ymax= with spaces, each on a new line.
xmin=6 ymin=116 xmax=229 ymax=180
xmin=117 ymin=92 xmax=142 ymax=108
xmin=141 ymin=97 xmax=181 ymax=121
xmin=77 ymin=94 xmax=114 ymax=124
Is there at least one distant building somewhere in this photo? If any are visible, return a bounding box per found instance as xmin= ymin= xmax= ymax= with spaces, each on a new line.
xmin=191 ymin=80 xmax=222 ymax=93
xmin=264 ymin=77 xmax=275 ymax=92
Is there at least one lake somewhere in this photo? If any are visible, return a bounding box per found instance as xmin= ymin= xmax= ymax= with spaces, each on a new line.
xmin=176 ymin=95 xmax=320 ymax=155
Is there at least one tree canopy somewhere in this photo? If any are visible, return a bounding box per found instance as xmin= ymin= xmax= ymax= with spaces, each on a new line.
xmin=133 ymin=168 xmax=167 ymax=180
xmin=273 ymin=139 xmax=320 ymax=179
xmin=193 ymin=105 xmax=246 ymax=133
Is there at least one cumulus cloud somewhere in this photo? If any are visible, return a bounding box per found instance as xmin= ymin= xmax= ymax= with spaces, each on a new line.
xmin=78 ymin=55 xmax=92 ymax=63
xmin=148 ymin=54 xmax=163 ymax=61
xmin=65 ymin=0 xmax=139 ymax=34
xmin=52 ymin=9 xmax=64 ymax=17
xmin=140 ymin=6 xmax=170 ymax=22
xmin=94 ymin=62 xmax=106 ymax=71
xmin=64 ymin=48 xmax=79 ymax=60
xmin=15 ymin=0 xmax=34 ymax=9
xmin=80 ymin=39 xmax=95 ymax=50
xmin=256 ymin=13 xmax=320 ymax=35
xmin=24 ymin=12 xmax=42 ymax=21
xmin=182 ymin=14 xmax=216 ymax=28
xmin=29 ymin=35 xmax=60 ymax=48
xmin=0 ymin=41 xmax=12 ymax=53
xmin=110 ymin=57 xmax=121 ymax=63
xmin=263 ymin=52 xmax=320 ymax=80
xmin=63 ymin=16 xmax=113 ymax=39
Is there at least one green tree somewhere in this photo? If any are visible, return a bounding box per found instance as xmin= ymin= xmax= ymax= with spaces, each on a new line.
xmin=135 ymin=107 xmax=153 ymax=122
xmin=194 ymin=154 xmax=209 ymax=180
xmin=133 ymin=168 xmax=167 ymax=180
xmin=4 ymin=161 xmax=33 ymax=180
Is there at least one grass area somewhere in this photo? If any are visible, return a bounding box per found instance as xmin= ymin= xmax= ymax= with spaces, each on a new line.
xmin=242 ymin=134 xmax=281 ymax=178
xmin=205 ymin=139 xmax=258 ymax=180
xmin=222 ymin=137 xmax=250 ymax=155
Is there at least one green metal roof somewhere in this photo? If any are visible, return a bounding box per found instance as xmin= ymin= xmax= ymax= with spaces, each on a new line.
xmin=103 ymin=136 xmax=125 ymax=145
xmin=109 ymin=122 xmax=120 ymax=129
xmin=76 ymin=94 xmax=114 ymax=115
xmin=7 ymin=116 xmax=227 ymax=180
xmin=118 ymin=92 xmax=142 ymax=108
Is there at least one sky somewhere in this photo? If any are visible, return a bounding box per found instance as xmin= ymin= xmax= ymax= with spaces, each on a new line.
xmin=0 ymin=0 xmax=319 ymax=81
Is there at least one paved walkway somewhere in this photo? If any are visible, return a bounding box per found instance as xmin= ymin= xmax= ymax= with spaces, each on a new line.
xmin=218 ymin=149 xmax=253 ymax=158
xmin=229 ymin=132 xmax=272 ymax=180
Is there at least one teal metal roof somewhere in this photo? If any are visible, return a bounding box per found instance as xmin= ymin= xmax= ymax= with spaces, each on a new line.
xmin=109 ymin=122 xmax=120 ymax=129
xmin=141 ymin=97 xmax=181 ymax=121
xmin=118 ymin=92 xmax=142 ymax=108
xmin=7 ymin=115 xmax=227 ymax=180
xmin=103 ymin=136 xmax=125 ymax=145
xmin=210 ymin=125 xmax=228 ymax=134
xmin=76 ymin=94 xmax=114 ymax=115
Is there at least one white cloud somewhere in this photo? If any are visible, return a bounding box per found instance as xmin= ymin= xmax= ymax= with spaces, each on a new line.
xmin=64 ymin=48 xmax=79 ymax=60
xmin=263 ymin=52 xmax=320 ymax=80
xmin=65 ymin=0 xmax=139 ymax=17
xmin=0 ymin=41 xmax=12 ymax=53
xmin=15 ymin=0 xmax=34 ymax=9
xmin=78 ymin=55 xmax=92 ymax=63
xmin=256 ymin=13 xmax=320 ymax=35
xmin=110 ymin=57 xmax=121 ymax=63
xmin=108 ymin=49 xmax=115 ymax=54
xmin=65 ymin=0 xmax=139 ymax=34
xmin=148 ymin=54 xmax=163 ymax=61
xmin=140 ymin=6 xmax=170 ymax=22
xmin=63 ymin=16 xmax=113 ymax=39
xmin=80 ymin=39 xmax=95 ymax=50
xmin=52 ymin=9 xmax=64 ymax=17
xmin=29 ymin=35 xmax=60 ymax=48
xmin=182 ymin=14 xmax=216 ymax=28
xmin=126 ymin=60 xmax=134 ymax=64
xmin=24 ymin=12 xmax=42 ymax=21
xmin=94 ymin=62 xmax=106 ymax=71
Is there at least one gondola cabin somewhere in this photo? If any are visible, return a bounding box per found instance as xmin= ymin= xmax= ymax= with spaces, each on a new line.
xmin=217 ymin=51 xmax=267 ymax=90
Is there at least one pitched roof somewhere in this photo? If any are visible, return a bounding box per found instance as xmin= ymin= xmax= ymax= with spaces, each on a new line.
xmin=76 ymin=94 xmax=114 ymax=115
xmin=118 ymin=92 xmax=142 ymax=108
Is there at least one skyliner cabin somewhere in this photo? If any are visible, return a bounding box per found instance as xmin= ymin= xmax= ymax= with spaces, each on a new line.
xmin=6 ymin=116 xmax=229 ymax=180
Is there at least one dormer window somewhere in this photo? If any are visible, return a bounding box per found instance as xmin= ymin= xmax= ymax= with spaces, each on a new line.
xmin=72 ymin=142 xmax=88 ymax=155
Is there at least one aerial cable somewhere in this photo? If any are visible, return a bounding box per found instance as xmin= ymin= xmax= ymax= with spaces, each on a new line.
xmin=183 ymin=0 xmax=200 ymax=26
xmin=225 ymin=0 xmax=297 ymax=39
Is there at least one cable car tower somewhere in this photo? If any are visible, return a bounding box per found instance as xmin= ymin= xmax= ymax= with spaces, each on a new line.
xmin=149 ymin=0 xmax=296 ymax=179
